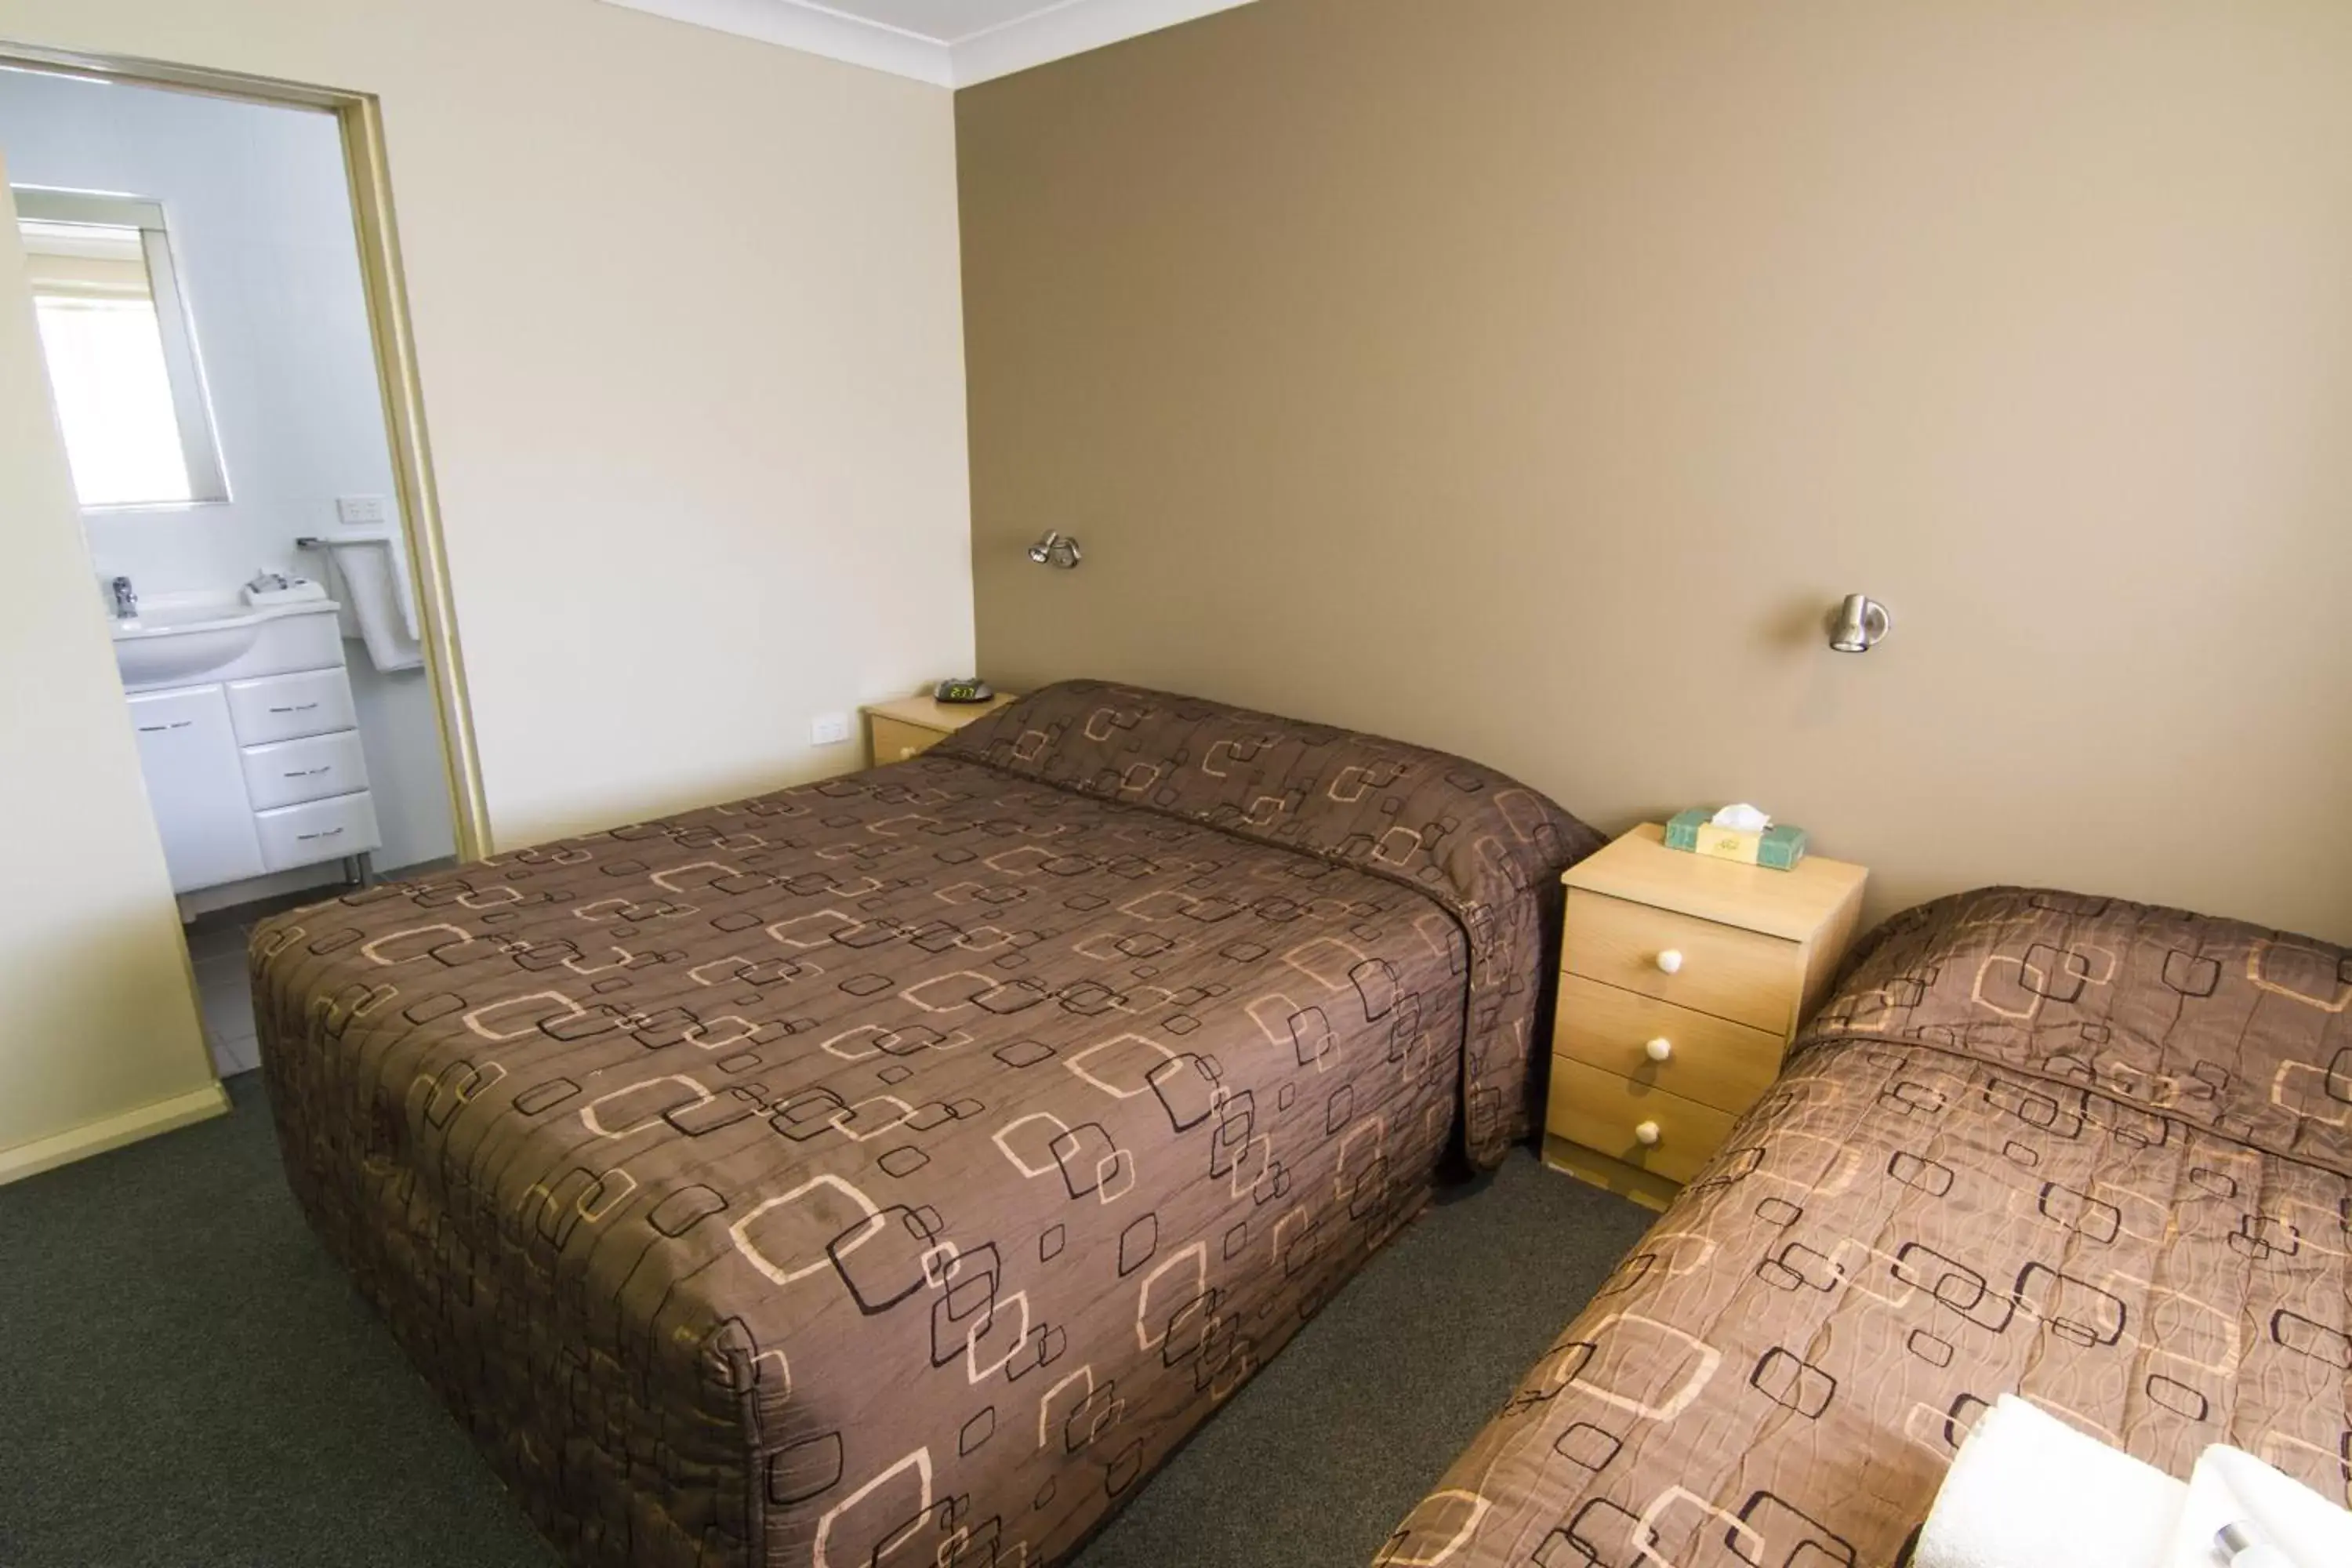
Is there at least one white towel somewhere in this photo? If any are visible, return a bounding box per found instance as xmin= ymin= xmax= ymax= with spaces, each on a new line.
xmin=1915 ymin=1396 xmax=2186 ymax=1568
xmin=2167 ymin=1445 xmax=2352 ymax=1568
xmin=313 ymin=528 xmax=424 ymax=673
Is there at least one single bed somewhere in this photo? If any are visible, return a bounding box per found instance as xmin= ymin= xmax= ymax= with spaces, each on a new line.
xmin=1378 ymin=887 xmax=2352 ymax=1568
xmin=254 ymin=680 xmax=1599 ymax=1567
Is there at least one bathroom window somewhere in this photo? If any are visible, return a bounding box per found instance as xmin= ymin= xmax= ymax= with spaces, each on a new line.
xmin=15 ymin=189 xmax=227 ymax=508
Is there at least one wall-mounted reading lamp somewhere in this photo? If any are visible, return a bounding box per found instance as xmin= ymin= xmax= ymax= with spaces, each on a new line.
xmin=1029 ymin=531 xmax=1082 ymax=569
xmin=1828 ymin=593 xmax=1890 ymax=652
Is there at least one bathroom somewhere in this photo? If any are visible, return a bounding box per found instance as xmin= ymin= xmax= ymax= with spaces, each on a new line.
xmin=2 ymin=67 xmax=457 ymax=1075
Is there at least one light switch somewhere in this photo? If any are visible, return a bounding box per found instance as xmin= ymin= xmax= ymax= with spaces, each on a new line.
xmin=336 ymin=495 xmax=390 ymax=526
xmin=811 ymin=713 xmax=851 ymax=746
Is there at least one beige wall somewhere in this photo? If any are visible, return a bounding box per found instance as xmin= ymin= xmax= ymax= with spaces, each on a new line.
xmin=958 ymin=0 xmax=2352 ymax=942
xmin=0 ymin=164 xmax=222 ymax=1179
xmin=0 ymin=0 xmax=974 ymax=844
xmin=0 ymin=0 xmax=972 ymax=1171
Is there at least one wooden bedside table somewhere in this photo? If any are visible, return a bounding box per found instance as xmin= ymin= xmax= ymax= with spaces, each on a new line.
xmin=861 ymin=692 xmax=1018 ymax=766
xmin=1544 ymin=822 xmax=1868 ymax=1210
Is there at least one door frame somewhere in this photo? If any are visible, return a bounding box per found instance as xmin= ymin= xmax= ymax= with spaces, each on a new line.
xmin=0 ymin=39 xmax=492 ymax=861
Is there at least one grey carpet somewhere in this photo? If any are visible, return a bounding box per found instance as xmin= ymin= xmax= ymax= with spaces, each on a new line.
xmin=0 ymin=1075 xmax=1649 ymax=1567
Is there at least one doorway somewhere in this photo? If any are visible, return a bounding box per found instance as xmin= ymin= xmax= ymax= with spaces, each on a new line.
xmin=0 ymin=51 xmax=485 ymax=1081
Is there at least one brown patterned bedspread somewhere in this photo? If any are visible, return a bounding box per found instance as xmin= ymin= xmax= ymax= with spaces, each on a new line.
xmin=255 ymin=681 xmax=1594 ymax=1568
xmin=1379 ymin=888 xmax=2352 ymax=1568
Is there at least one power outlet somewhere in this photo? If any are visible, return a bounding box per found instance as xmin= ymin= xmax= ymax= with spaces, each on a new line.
xmin=336 ymin=494 xmax=389 ymax=527
xmin=810 ymin=713 xmax=851 ymax=746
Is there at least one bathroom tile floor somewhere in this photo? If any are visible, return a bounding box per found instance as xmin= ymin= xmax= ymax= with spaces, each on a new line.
xmin=185 ymin=887 xmax=336 ymax=1076
xmin=183 ymin=861 xmax=456 ymax=1077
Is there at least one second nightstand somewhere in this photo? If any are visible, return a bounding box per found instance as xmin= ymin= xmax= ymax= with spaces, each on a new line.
xmin=1544 ymin=822 xmax=1868 ymax=1210
xmin=861 ymin=691 xmax=1018 ymax=766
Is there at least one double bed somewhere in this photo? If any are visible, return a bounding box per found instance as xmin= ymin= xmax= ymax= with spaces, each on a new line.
xmin=1378 ymin=888 xmax=2352 ymax=1567
xmin=253 ymin=681 xmax=1600 ymax=1566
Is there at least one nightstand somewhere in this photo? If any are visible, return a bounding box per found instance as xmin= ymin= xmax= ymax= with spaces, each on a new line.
xmin=1544 ymin=822 xmax=1868 ymax=1210
xmin=861 ymin=692 xmax=1018 ymax=766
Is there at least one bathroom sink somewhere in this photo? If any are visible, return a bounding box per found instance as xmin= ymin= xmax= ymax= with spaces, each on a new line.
xmin=111 ymin=597 xmax=337 ymax=687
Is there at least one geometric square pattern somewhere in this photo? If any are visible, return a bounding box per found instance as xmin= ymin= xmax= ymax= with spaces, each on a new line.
xmin=251 ymin=681 xmax=1597 ymax=1567
xmin=1382 ymin=887 xmax=2352 ymax=1568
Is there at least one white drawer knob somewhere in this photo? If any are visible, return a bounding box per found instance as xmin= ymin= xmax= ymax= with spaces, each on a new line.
xmin=1645 ymin=1036 xmax=1673 ymax=1062
xmin=1634 ymin=1120 xmax=1661 ymax=1146
xmin=1655 ymin=948 xmax=1685 ymax=975
xmin=898 ymin=746 xmax=917 ymax=760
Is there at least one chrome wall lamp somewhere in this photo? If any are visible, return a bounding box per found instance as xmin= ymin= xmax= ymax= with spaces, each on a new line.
xmin=1028 ymin=532 xmax=1082 ymax=569
xmin=1828 ymin=593 xmax=1890 ymax=652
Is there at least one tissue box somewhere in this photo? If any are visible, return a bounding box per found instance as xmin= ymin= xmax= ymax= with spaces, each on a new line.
xmin=1664 ymin=808 xmax=1809 ymax=870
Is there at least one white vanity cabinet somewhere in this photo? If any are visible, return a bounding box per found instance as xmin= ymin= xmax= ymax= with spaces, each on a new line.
xmin=120 ymin=606 xmax=383 ymax=895
xmin=129 ymin=686 xmax=267 ymax=891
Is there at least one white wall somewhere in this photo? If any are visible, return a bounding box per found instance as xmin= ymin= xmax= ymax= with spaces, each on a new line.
xmin=0 ymin=0 xmax=975 ymax=844
xmin=0 ymin=74 xmax=390 ymax=593
xmin=0 ymin=160 xmax=222 ymax=1181
xmin=0 ymin=0 xmax=973 ymax=1174
xmin=0 ymin=70 xmax=456 ymax=873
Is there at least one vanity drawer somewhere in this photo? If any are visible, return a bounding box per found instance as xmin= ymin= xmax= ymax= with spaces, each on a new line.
xmin=870 ymin=715 xmax=946 ymax=764
xmin=1545 ymin=1058 xmax=1738 ymax=1187
xmin=254 ymin=790 xmax=381 ymax=871
xmin=241 ymin=729 xmax=372 ymax=811
xmin=1552 ymin=974 xmax=1787 ymax=1116
xmin=225 ymin=668 xmax=357 ymax=746
xmin=1563 ymin=891 xmax=1802 ymax=1034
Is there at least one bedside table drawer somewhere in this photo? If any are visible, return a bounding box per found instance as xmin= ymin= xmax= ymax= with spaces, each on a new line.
xmin=1563 ymin=891 xmax=1801 ymax=1034
xmin=870 ymin=716 xmax=946 ymax=763
xmin=1552 ymin=975 xmax=1785 ymax=1116
xmin=1546 ymin=1058 xmax=1737 ymax=1186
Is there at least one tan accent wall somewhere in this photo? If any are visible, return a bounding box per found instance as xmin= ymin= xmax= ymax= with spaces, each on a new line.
xmin=957 ymin=0 xmax=2352 ymax=942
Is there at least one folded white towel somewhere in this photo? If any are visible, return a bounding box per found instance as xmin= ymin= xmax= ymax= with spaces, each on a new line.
xmin=1916 ymin=1396 xmax=2185 ymax=1568
xmin=2168 ymin=1445 xmax=2352 ymax=1568
xmin=312 ymin=528 xmax=424 ymax=674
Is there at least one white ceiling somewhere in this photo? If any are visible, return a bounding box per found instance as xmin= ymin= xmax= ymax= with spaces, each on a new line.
xmin=600 ymin=0 xmax=1258 ymax=88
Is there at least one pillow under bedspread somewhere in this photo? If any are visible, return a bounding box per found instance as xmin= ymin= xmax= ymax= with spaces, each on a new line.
xmin=942 ymin=681 xmax=1604 ymax=1167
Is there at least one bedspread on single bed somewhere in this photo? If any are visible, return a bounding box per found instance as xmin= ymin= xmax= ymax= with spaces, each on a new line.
xmin=256 ymin=687 xmax=1592 ymax=1568
xmin=1379 ymin=889 xmax=2352 ymax=1568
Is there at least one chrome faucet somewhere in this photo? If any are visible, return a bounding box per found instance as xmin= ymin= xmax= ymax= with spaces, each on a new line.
xmin=110 ymin=575 xmax=138 ymax=621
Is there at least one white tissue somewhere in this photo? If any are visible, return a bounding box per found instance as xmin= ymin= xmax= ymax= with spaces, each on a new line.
xmin=1711 ymin=803 xmax=1771 ymax=833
